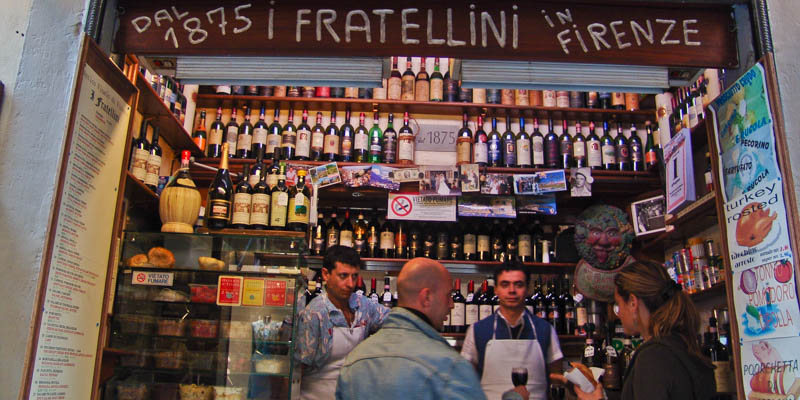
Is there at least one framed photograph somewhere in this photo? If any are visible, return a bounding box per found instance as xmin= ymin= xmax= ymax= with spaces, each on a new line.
xmin=517 ymin=194 xmax=558 ymax=215
xmin=420 ymin=166 xmax=460 ymax=196
xmin=513 ymin=170 xmax=568 ymax=195
xmin=631 ymin=195 xmax=667 ymax=236
xmin=459 ymin=164 xmax=480 ymax=192
xmin=569 ymin=167 xmax=594 ymax=197
xmin=458 ymin=195 xmax=516 ymax=218
xmin=308 ymin=162 xmax=341 ymax=188
xmin=341 ymin=165 xmax=372 ymax=188
xmin=480 ymin=173 xmax=513 ymax=195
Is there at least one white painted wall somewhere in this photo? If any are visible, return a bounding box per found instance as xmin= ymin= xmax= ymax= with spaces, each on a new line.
xmin=0 ymin=0 xmax=89 ymax=397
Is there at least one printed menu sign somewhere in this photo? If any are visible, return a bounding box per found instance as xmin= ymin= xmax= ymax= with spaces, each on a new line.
xmin=265 ymin=279 xmax=288 ymax=306
xmin=217 ymin=276 xmax=243 ymax=306
xmin=740 ymin=336 xmax=800 ymax=399
xmin=29 ymin=62 xmax=132 ymax=399
xmin=733 ymin=260 xmax=799 ymax=341
xmin=242 ymin=278 xmax=266 ymax=306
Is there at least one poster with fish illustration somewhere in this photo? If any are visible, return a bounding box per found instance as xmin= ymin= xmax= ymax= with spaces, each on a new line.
xmin=733 ymin=258 xmax=800 ymax=341
xmin=740 ymin=337 xmax=800 ymax=399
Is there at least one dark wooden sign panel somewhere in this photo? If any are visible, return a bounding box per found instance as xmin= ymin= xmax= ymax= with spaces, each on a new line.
xmin=116 ymin=0 xmax=737 ymax=68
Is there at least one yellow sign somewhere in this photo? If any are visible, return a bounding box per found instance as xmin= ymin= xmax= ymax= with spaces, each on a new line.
xmin=242 ymin=278 xmax=265 ymax=306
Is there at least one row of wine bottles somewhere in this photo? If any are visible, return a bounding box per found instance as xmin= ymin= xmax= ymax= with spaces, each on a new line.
xmin=193 ymin=104 xmax=660 ymax=171
xmin=130 ymin=121 xmax=163 ymax=191
xmin=310 ymin=212 xmax=567 ymax=264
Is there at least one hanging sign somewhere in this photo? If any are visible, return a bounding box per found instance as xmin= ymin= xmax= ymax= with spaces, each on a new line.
xmin=387 ymin=193 xmax=456 ymax=221
xmin=664 ymin=128 xmax=696 ymax=214
xmin=733 ymin=260 xmax=800 ymax=341
xmin=740 ymin=337 xmax=800 ymax=399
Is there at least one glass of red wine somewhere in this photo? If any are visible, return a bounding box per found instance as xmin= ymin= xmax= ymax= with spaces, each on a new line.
xmin=511 ymin=367 xmax=528 ymax=387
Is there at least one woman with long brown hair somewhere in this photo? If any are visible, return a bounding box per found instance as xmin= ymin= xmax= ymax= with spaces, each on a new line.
xmin=575 ymin=260 xmax=716 ymax=400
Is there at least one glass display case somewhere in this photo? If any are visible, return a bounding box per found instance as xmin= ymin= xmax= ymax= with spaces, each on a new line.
xmin=105 ymin=231 xmax=306 ymax=400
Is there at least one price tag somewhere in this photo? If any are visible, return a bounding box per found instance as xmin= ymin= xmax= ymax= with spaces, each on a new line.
xmin=415 ymin=122 xmax=460 ymax=152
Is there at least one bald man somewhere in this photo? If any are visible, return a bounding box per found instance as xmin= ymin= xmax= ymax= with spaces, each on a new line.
xmin=335 ymin=258 xmax=528 ymax=400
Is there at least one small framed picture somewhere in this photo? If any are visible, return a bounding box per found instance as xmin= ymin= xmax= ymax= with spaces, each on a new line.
xmin=420 ymin=166 xmax=461 ymax=196
xmin=631 ymin=195 xmax=667 ymax=236
xmin=480 ymin=173 xmax=514 ymax=195
xmin=459 ymin=164 xmax=480 ymax=192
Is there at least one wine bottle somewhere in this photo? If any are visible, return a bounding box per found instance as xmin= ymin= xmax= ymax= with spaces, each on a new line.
xmin=473 ymin=115 xmax=489 ymax=166
xmin=490 ymin=220 xmax=504 ymax=262
xmin=477 ymin=221 xmax=491 ymax=261
xmin=533 ymin=279 xmax=546 ymax=319
xmin=644 ymin=122 xmax=658 ymax=169
xmin=525 ymin=288 xmax=535 ymax=314
xmin=488 ymin=118 xmax=502 ymax=167
xmin=310 ymin=112 xmax=325 ymax=161
xmin=573 ymin=121 xmax=587 ymax=168
xmin=355 ymin=276 xmax=366 ymax=296
xmin=621 ymin=337 xmax=634 ymax=372
xmin=131 ymin=120 xmax=150 ymax=181
xmin=401 ymin=57 xmax=415 ymax=101
xmin=397 ymin=112 xmax=415 ymax=165
xmin=575 ymin=294 xmax=588 ymax=335
xmin=268 ymin=162 xmax=289 ymax=230
xmin=207 ymin=107 xmax=224 ymax=158
xmin=326 ymin=213 xmax=340 ymax=249
xmin=225 ymin=107 xmax=239 ymax=158
xmin=394 ymin=220 xmax=408 ymax=259
xmin=380 ymin=220 xmax=395 ymax=258
xmin=382 ymin=113 xmax=397 ymax=164
xmin=340 ymin=108 xmax=355 ymax=162
xmin=429 ymin=57 xmax=444 ymax=102
xmin=531 ymin=118 xmax=545 ymax=168
xmin=408 ymin=223 xmax=422 ymax=257
xmin=543 ymin=119 xmax=560 ymax=168
xmin=518 ymin=223 xmax=533 ymax=262
xmin=368 ymin=278 xmax=379 ymax=304
xmin=231 ymin=164 xmax=253 ymax=229
xmin=586 ymin=121 xmax=602 ymax=170
xmin=366 ymin=213 xmax=380 ymax=257
xmin=629 ymin=123 xmax=644 ymax=172
xmin=193 ymin=110 xmax=208 ymax=153
xmin=516 ymin=117 xmax=532 ymax=168
xmin=444 ymin=58 xmax=459 ymax=102
xmin=602 ymin=321 xmax=622 ymax=390
xmin=415 ymin=57 xmax=430 ymax=102
xmin=280 ymin=109 xmax=298 ymax=160
xmin=563 ymin=276 xmax=577 ymax=335
xmin=266 ymin=107 xmax=282 ymax=160
xmin=490 ymin=279 xmax=500 ymax=313
xmin=708 ymin=317 xmax=734 ymax=393
xmin=582 ymin=324 xmax=601 ymax=368
xmin=387 ymin=57 xmax=402 ymax=100
xmin=310 ymin=213 xmax=326 ymax=255
xmin=451 ymin=279 xmax=466 ymax=333
xmin=599 ymin=92 xmax=612 ymax=109
xmin=435 ymin=226 xmax=450 ymax=260
xmin=287 ymin=169 xmax=311 ymax=231
xmin=353 ymin=212 xmax=368 ymax=255
xmin=477 ymin=280 xmax=491 ymax=320
xmin=600 ymin=121 xmax=617 ymax=170
xmin=252 ymin=106 xmax=269 ymax=158
xmin=382 ymin=276 xmax=393 ymax=307
xmin=354 ymin=112 xmax=370 ymax=162
xmin=144 ymin=126 xmax=162 ymax=191
xmin=502 ymin=115 xmax=517 ymax=168
xmin=295 ymin=109 xmax=312 ymax=161
xmin=611 ymin=92 xmax=626 ymax=110
xmin=265 ymin=150 xmax=280 ymax=190
xmin=423 ymin=229 xmax=436 ymax=258
xmin=236 ymin=106 xmax=253 ymax=159
xmin=206 ymin=142 xmax=233 ymax=229
xmin=323 ymin=111 xmax=340 ymax=161
xmin=339 ymin=210 xmax=354 ymax=247
xmin=449 ymin=223 xmax=463 ymax=260
xmin=463 ymin=220 xmax=477 ymax=261
xmin=250 ymin=164 xmax=270 ymax=230
xmin=456 ymin=113 xmax=473 ymax=165
xmin=559 ymin=120 xmax=574 ymax=168
xmin=615 ymin=122 xmax=631 ymax=171
xmin=465 ymin=280 xmax=479 ymax=327
xmin=368 ymin=112 xmax=383 ymax=163
xmin=586 ymin=91 xmax=599 ymax=108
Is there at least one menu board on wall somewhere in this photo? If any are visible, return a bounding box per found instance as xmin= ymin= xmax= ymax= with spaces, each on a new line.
xmin=25 ymin=36 xmax=135 ymax=400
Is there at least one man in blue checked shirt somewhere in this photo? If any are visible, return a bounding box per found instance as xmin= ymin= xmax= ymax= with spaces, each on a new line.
xmin=294 ymin=245 xmax=390 ymax=400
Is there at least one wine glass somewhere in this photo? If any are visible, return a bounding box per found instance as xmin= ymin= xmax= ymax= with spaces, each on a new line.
xmin=511 ymin=367 xmax=528 ymax=387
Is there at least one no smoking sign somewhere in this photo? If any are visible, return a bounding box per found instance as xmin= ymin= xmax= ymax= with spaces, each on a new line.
xmin=387 ymin=193 xmax=456 ymax=222
xmin=391 ymin=196 xmax=413 ymax=217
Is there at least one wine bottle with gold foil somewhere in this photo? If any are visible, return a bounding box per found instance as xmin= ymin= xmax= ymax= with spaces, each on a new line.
xmin=287 ymin=169 xmax=311 ymax=231
xmin=269 ymin=162 xmax=289 ymax=230
xmin=206 ymin=142 xmax=233 ymax=229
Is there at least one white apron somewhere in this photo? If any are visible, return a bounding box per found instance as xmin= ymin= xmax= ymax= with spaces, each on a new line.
xmin=481 ymin=312 xmax=548 ymax=400
xmin=300 ymin=324 xmax=367 ymax=400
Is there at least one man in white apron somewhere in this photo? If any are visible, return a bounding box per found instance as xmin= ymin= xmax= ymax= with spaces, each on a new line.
xmin=295 ymin=246 xmax=390 ymax=400
xmin=462 ymin=261 xmax=564 ymax=400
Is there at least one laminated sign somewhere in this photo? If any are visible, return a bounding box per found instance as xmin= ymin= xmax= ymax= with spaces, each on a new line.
xmin=387 ymin=194 xmax=456 ymax=222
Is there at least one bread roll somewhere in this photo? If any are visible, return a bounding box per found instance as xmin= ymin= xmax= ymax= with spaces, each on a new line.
xmin=125 ymin=254 xmax=149 ymax=267
xmin=198 ymin=256 xmax=225 ymax=271
xmin=570 ymin=362 xmax=598 ymax=387
xmin=148 ymin=247 xmax=175 ymax=268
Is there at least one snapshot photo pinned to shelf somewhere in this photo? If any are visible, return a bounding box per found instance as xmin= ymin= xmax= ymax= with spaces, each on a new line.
xmin=513 ymin=170 xmax=568 ymax=195
xmin=569 ymin=168 xmax=593 ymax=197
xmin=388 ymin=167 xmax=423 ymax=183
xmin=630 ymin=195 xmax=666 ymax=236
xmin=458 ymin=195 xmax=516 ymax=218
xmin=420 ymin=166 xmax=460 ymax=196
xmin=517 ymin=194 xmax=557 ymax=215
xmin=459 ymin=164 xmax=480 ymax=193
xmin=285 ymin=163 xmax=313 ymax=186
xmin=341 ymin=165 xmax=372 ymax=188
xmin=481 ymin=173 xmax=513 ymax=195
xmin=308 ymin=162 xmax=341 ymax=188
xmin=369 ymin=165 xmax=400 ymax=191
xmin=740 ymin=337 xmax=800 ymax=399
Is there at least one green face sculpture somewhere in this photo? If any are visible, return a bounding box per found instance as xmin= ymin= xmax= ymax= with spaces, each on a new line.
xmin=574 ymin=205 xmax=634 ymax=270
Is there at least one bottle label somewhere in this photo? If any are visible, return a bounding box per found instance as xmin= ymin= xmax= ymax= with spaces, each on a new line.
xmin=576 ymin=308 xmax=588 ymax=326
xmin=311 ymin=131 xmax=325 ymax=152
xmin=388 ymin=78 xmax=402 ymax=100
xmin=296 ymin=128 xmax=311 ymax=158
xmin=281 ymin=129 xmax=297 ymax=148
xmin=457 ymin=138 xmax=472 ymax=164
xmin=479 ymin=305 xmax=493 ymax=320
xmin=504 ymin=141 xmax=516 ymax=165
xmin=209 ymin=129 xmax=224 ymax=147
xmin=466 ymin=304 xmax=479 ymax=326
xmin=132 ymin=148 xmax=149 ymax=180
xmin=401 ymin=77 xmax=415 ymax=100
xmin=518 ymin=235 xmax=532 ymax=257
xmin=145 ymin=154 xmax=162 ymax=186
xmin=232 ymin=193 xmax=252 ymax=225
xmin=250 ymin=193 xmax=270 ymax=226
xmin=587 ymin=139 xmax=602 ymax=167
xmin=339 ymin=230 xmax=354 ymax=247
xmin=617 ymin=144 xmax=630 ymax=161
xmin=380 ymin=232 xmax=395 ymax=250
xmin=323 ymin=134 xmax=340 ymax=155
xmin=398 ymin=139 xmax=415 ymax=162
xmin=472 ymin=88 xmax=486 ymax=104
xmin=208 ymin=199 xmax=231 ymax=221
xmin=606 ymin=346 xmax=617 ymax=357
xmin=463 ymin=234 xmax=477 ymax=254
xmin=253 ymin=127 xmax=268 ymax=145
xmin=327 ymin=231 xmax=339 ymax=248
xmin=474 ymin=142 xmax=488 ymax=164
xmin=415 ymin=81 xmax=430 ymax=102
xmin=501 ymin=90 xmax=515 ymax=105
xmin=612 ymin=92 xmax=625 ymax=106
xmin=584 ymin=346 xmax=595 ymax=358
xmin=545 ymin=141 xmax=560 ymax=164
xmin=515 ymin=89 xmax=529 ymax=105
xmin=517 ymin=139 xmax=532 ymax=166
xmin=266 ymin=133 xmax=281 ymax=154
xmin=602 ymin=144 xmax=617 ymax=164
xmin=488 ymin=139 xmax=501 ymax=163
xmin=451 ymin=303 xmax=465 ymax=327
xmin=344 ymin=87 xmax=359 ymax=98
xmin=270 ymin=193 xmax=288 ymax=227
xmin=645 ymin=150 xmax=658 ymax=164
xmin=560 ymin=140 xmax=573 ymax=157
xmin=341 ymin=137 xmax=353 ymax=157
xmin=712 ymin=361 xmax=734 ymax=392
xmin=237 ymin=133 xmax=252 ymax=151
xmin=430 ymin=80 xmax=443 ymax=100
xmin=227 ymin=127 xmax=239 ymax=155
xmin=543 ymin=91 xmax=557 ymax=107
xmin=287 ymin=194 xmax=308 ymax=224
xmin=573 ymin=142 xmax=586 ymax=158
xmin=266 ymin=173 xmax=278 ymax=190
xmin=193 ymin=136 xmax=206 ymax=153
xmin=532 ymin=136 xmax=544 ymax=165
xmin=355 ymin=132 xmax=369 ymax=151
xmin=477 ymin=235 xmax=490 ymax=253
xmin=383 ymin=134 xmax=397 ymax=163
xmin=630 ymin=143 xmax=643 ymax=161
xmin=556 ymin=93 xmax=570 ymax=108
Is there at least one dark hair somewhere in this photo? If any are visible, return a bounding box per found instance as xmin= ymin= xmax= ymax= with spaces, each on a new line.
xmin=322 ymin=245 xmax=362 ymax=272
xmin=494 ymin=260 xmax=530 ymax=285
xmin=614 ymin=260 xmax=710 ymax=366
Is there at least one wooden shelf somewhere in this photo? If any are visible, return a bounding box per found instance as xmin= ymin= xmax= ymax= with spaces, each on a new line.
xmin=690 ymin=281 xmax=727 ymax=303
xmin=639 ymin=191 xmax=718 ymax=251
xmin=305 ymin=255 xmax=575 ymax=273
xmin=196 ymin=227 xmax=306 ymax=238
xmin=690 ymin=117 xmax=710 ymax=150
xmin=123 ymin=171 xmax=159 ymax=217
xmin=196 ymin=93 xmax=655 ymax=122
xmin=135 ymin=71 xmax=204 ymax=156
